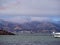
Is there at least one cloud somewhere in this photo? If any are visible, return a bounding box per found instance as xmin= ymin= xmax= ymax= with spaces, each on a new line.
xmin=31 ymin=17 xmax=50 ymax=21
xmin=1 ymin=16 xmax=29 ymax=23
xmin=0 ymin=0 xmax=60 ymax=16
xmin=1 ymin=16 xmax=52 ymax=23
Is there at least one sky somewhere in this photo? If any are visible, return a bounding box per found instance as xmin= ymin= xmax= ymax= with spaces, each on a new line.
xmin=0 ymin=0 xmax=60 ymax=23
xmin=0 ymin=0 xmax=60 ymax=15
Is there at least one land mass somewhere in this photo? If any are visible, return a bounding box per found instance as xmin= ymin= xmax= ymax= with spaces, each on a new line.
xmin=0 ymin=30 xmax=15 ymax=35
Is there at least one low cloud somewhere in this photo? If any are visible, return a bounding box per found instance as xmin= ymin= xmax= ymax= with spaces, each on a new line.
xmin=2 ymin=16 xmax=29 ymax=23
xmin=1 ymin=16 xmax=52 ymax=23
xmin=31 ymin=17 xmax=50 ymax=21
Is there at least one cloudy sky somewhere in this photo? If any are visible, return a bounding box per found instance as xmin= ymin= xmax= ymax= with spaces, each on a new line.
xmin=0 ymin=0 xmax=60 ymax=23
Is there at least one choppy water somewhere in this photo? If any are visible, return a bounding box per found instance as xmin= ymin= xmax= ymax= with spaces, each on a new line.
xmin=0 ymin=35 xmax=60 ymax=45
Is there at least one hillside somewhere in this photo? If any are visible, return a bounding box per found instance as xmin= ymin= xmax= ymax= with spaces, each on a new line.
xmin=0 ymin=30 xmax=15 ymax=35
xmin=22 ymin=21 xmax=60 ymax=32
xmin=0 ymin=19 xmax=60 ymax=34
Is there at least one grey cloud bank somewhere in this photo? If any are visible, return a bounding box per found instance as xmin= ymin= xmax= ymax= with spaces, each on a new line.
xmin=0 ymin=0 xmax=60 ymax=23
xmin=0 ymin=0 xmax=60 ymax=16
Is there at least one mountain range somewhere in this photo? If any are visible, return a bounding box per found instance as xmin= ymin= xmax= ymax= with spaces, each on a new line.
xmin=0 ymin=19 xmax=60 ymax=34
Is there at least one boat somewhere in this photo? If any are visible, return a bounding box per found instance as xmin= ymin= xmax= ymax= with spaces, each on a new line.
xmin=52 ymin=32 xmax=60 ymax=38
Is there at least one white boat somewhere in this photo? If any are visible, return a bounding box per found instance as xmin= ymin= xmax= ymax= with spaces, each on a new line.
xmin=52 ymin=32 xmax=60 ymax=38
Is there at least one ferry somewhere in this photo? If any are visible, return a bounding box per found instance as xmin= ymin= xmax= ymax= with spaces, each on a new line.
xmin=52 ymin=32 xmax=60 ymax=38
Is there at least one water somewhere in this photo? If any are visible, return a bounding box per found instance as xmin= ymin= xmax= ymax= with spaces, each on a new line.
xmin=0 ymin=35 xmax=60 ymax=45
